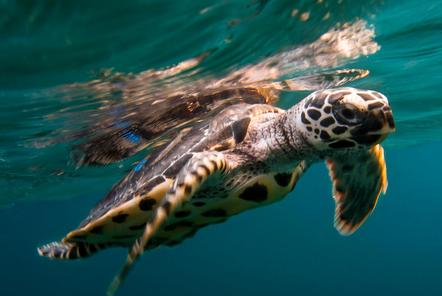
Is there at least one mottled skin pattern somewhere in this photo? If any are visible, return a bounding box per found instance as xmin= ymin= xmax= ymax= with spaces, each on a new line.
xmin=38 ymin=87 xmax=395 ymax=295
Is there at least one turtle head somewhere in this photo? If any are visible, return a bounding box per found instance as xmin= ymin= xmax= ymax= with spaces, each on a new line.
xmin=296 ymin=87 xmax=395 ymax=152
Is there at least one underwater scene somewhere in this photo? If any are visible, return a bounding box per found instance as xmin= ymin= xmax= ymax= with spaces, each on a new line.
xmin=1 ymin=0 xmax=441 ymax=295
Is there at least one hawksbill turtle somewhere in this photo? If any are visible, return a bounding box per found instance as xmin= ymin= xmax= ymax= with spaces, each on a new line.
xmin=38 ymin=86 xmax=395 ymax=295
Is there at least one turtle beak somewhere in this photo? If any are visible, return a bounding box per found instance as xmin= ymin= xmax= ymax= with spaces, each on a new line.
xmin=368 ymin=110 xmax=396 ymax=136
xmin=384 ymin=111 xmax=396 ymax=132
xmin=351 ymin=109 xmax=395 ymax=145
xmin=370 ymin=110 xmax=395 ymax=144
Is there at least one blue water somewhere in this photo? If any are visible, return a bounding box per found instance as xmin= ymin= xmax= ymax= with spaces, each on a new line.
xmin=1 ymin=1 xmax=442 ymax=295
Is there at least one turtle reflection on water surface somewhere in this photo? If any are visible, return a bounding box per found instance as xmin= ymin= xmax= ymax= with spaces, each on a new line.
xmin=70 ymin=20 xmax=377 ymax=166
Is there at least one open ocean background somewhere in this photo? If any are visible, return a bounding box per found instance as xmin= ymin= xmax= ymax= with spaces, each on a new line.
xmin=0 ymin=0 xmax=441 ymax=295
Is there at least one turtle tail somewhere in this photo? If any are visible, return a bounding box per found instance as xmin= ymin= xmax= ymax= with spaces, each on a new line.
xmin=37 ymin=241 xmax=106 ymax=260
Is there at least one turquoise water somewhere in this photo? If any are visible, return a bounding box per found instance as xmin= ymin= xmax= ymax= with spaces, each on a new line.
xmin=1 ymin=1 xmax=442 ymax=295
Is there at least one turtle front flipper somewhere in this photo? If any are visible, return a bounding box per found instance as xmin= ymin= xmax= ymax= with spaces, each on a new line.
xmin=326 ymin=144 xmax=388 ymax=235
xmin=108 ymin=151 xmax=231 ymax=296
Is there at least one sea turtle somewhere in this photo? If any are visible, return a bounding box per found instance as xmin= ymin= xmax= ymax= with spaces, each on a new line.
xmin=38 ymin=87 xmax=395 ymax=295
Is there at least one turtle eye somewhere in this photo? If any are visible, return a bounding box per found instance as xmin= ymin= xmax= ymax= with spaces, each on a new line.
xmin=341 ymin=108 xmax=356 ymax=120
xmin=333 ymin=103 xmax=363 ymax=125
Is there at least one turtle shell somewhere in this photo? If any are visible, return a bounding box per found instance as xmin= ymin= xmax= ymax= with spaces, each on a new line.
xmin=64 ymin=103 xmax=282 ymax=246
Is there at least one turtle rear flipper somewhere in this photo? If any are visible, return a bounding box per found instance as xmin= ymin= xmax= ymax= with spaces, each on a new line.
xmin=37 ymin=241 xmax=106 ymax=260
xmin=326 ymin=144 xmax=388 ymax=235
xmin=108 ymin=151 xmax=232 ymax=296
